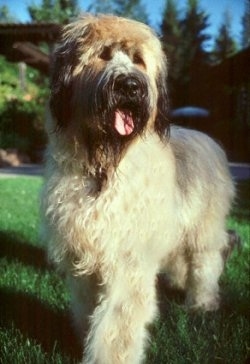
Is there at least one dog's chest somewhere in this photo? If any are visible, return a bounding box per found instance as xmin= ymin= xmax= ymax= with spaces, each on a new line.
xmin=45 ymin=135 xmax=180 ymax=266
xmin=79 ymin=136 xmax=178 ymax=247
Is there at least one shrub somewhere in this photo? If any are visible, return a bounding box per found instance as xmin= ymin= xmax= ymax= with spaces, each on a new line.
xmin=0 ymin=94 xmax=47 ymax=162
xmin=0 ymin=56 xmax=48 ymax=162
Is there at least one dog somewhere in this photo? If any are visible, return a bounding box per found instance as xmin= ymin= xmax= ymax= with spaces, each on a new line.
xmin=42 ymin=14 xmax=236 ymax=364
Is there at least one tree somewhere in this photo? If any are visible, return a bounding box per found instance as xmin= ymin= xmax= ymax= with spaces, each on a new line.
xmin=88 ymin=0 xmax=114 ymax=14
xmin=212 ymin=11 xmax=238 ymax=64
xmin=0 ymin=5 xmax=17 ymax=23
xmin=160 ymin=0 xmax=182 ymax=95
xmin=113 ymin=0 xmax=148 ymax=23
xmin=160 ymin=0 xmax=210 ymax=106
xmin=161 ymin=0 xmax=210 ymax=78
xmin=89 ymin=0 xmax=148 ymax=24
xmin=180 ymin=0 xmax=210 ymax=71
xmin=28 ymin=0 xmax=79 ymax=23
xmin=242 ymin=0 xmax=250 ymax=49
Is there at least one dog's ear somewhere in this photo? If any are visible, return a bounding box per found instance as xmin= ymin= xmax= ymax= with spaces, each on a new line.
xmin=49 ymin=37 xmax=77 ymax=129
xmin=49 ymin=19 xmax=93 ymax=129
xmin=154 ymin=63 xmax=170 ymax=139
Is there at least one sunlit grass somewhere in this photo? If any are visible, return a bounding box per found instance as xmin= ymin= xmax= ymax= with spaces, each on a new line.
xmin=0 ymin=177 xmax=43 ymax=244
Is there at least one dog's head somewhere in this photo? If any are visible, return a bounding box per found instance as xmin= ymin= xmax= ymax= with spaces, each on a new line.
xmin=49 ymin=14 xmax=169 ymax=170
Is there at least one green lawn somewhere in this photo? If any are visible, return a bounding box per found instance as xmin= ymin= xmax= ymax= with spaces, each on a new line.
xmin=0 ymin=177 xmax=249 ymax=363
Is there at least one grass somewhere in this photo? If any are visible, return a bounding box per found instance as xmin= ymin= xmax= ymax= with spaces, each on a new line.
xmin=0 ymin=176 xmax=249 ymax=364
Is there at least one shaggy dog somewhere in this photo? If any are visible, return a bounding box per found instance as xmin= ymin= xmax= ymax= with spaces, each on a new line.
xmin=42 ymin=14 xmax=235 ymax=364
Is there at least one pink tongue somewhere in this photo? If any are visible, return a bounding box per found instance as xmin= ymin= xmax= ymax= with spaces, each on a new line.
xmin=114 ymin=110 xmax=134 ymax=136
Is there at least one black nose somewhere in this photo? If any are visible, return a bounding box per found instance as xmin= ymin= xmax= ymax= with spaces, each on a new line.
xmin=115 ymin=76 xmax=140 ymax=98
xmin=124 ymin=79 xmax=139 ymax=96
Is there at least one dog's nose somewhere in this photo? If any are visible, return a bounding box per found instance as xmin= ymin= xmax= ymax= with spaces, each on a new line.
xmin=115 ymin=76 xmax=140 ymax=98
xmin=124 ymin=79 xmax=139 ymax=97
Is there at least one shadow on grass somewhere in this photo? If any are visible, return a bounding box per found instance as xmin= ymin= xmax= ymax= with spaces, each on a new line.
xmin=0 ymin=231 xmax=48 ymax=270
xmin=0 ymin=231 xmax=82 ymax=361
xmin=0 ymin=288 xmax=82 ymax=360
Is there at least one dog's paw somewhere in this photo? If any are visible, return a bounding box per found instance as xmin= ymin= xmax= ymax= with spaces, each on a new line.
xmin=185 ymin=295 xmax=220 ymax=312
xmin=222 ymin=229 xmax=241 ymax=262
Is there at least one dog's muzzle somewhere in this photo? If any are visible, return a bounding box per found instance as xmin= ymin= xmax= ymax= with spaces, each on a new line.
xmin=112 ymin=74 xmax=148 ymax=136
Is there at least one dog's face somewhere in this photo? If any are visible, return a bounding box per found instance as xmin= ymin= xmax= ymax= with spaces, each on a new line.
xmin=49 ymin=15 xmax=169 ymax=168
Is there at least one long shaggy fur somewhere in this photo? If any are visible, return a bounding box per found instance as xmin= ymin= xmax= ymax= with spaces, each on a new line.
xmin=42 ymin=14 xmax=235 ymax=364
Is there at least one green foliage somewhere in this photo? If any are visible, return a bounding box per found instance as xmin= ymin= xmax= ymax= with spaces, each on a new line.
xmin=0 ymin=95 xmax=47 ymax=156
xmin=0 ymin=56 xmax=19 ymax=99
xmin=28 ymin=0 xmax=80 ymax=23
xmin=0 ymin=56 xmax=48 ymax=158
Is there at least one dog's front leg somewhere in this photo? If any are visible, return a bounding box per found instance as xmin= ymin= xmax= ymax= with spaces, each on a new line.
xmin=82 ymin=268 xmax=158 ymax=364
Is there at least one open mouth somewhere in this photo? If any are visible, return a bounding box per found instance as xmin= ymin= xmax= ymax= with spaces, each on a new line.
xmin=114 ymin=109 xmax=135 ymax=136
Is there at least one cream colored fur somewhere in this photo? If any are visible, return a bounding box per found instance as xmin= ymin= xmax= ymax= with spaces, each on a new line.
xmin=42 ymin=14 xmax=235 ymax=364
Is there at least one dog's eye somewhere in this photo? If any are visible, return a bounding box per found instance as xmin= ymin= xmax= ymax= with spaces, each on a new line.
xmin=133 ymin=53 xmax=145 ymax=67
xmin=99 ymin=46 xmax=112 ymax=61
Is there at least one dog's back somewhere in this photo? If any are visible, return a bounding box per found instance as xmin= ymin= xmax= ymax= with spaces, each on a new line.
xmin=170 ymin=125 xmax=235 ymax=211
xmin=168 ymin=125 xmax=235 ymax=247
